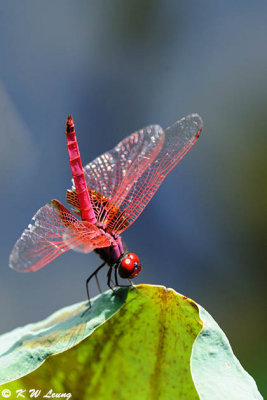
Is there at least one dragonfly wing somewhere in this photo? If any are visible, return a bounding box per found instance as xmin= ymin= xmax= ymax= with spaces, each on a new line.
xmin=67 ymin=124 xmax=165 ymax=222
xmin=66 ymin=114 xmax=202 ymax=234
xmin=107 ymin=114 xmax=203 ymax=233
xmin=9 ymin=200 xmax=111 ymax=272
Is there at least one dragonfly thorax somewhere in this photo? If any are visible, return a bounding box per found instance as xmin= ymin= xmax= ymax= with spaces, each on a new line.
xmin=118 ymin=253 xmax=142 ymax=279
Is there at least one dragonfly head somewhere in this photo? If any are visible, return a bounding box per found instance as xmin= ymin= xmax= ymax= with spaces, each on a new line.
xmin=118 ymin=253 xmax=141 ymax=279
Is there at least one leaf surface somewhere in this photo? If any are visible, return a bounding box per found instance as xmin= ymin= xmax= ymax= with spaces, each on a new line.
xmin=0 ymin=284 xmax=262 ymax=400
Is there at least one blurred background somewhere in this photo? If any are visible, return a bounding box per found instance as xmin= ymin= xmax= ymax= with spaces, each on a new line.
xmin=0 ymin=0 xmax=266 ymax=395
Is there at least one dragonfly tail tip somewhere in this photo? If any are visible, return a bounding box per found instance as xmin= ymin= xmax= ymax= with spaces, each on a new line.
xmin=67 ymin=114 xmax=74 ymax=124
xmin=196 ymin=127 xmax=202 ymax=138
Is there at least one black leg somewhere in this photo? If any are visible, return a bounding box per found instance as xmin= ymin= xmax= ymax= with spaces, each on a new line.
xmin=86 ymin=262 xmax=106 ymax=306
xmin=115 ymin=282 xmax=133 ymax=287
xmin=95 ymin=273 xmax=101 ymax=293
xmin=107 ymin=266 xmax=114 ymax=290
xmin=113 ymin=266 xmax=133 ymax=288
xmin=114 ymin=265 xmax=119 ymax=286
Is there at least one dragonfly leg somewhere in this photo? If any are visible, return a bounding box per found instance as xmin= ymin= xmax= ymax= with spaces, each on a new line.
xmin=114 ymin=265 xmax=119 ymax=286
xmin=107 ymin=266 xmax=115 ymax=291
xmin=86 ymin=262 xmax=106 ymax=306
xmin=95 ymin=273 xmax=102 ymax=294
xmin=116 ymin=283 xmax=133 ymax=288
xmin=113 ymin=266 xmax=133 ymax=288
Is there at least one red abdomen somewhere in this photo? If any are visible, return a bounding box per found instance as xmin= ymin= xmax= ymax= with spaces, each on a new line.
xmin=65 ymin=115 xmax=96 ymax=224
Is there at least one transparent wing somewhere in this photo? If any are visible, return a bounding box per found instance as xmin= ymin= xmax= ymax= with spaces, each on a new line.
xmin=83 ymin=124 xmax=164 ymax=214
xmin=109 ymin=114 xmax=203 ymax=233
xmin=9 ymin=200 xmax=111 ymax=272
xmin=67 ymin=113 xmax=202 ymax=234
xmin=67 ymin=124 xmax=164 ymax=225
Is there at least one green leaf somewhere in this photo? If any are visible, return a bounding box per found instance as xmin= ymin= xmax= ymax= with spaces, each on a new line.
xmin=0 ymin=284 xmax=262 ymax=400
xmin=0 ymin=287 xmax=129 ymax=384
xmin=191 ymin=306 xmax=262 ymax=399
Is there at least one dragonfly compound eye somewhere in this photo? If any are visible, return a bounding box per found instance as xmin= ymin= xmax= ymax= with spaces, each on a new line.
xmin=118 ymin=253 xmax=142 ymax=279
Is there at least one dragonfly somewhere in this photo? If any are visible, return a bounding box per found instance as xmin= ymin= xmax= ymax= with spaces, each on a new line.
xmin=9 ymin=113 xmax=202 ymax=300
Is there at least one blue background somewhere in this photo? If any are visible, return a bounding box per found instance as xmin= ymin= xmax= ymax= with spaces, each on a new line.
xmin=0 ymin=1 xmax=266 ymax=395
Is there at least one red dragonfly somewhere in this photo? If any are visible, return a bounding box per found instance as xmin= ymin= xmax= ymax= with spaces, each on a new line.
xmin=9 ymin=114 xmax=202 ymax=299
